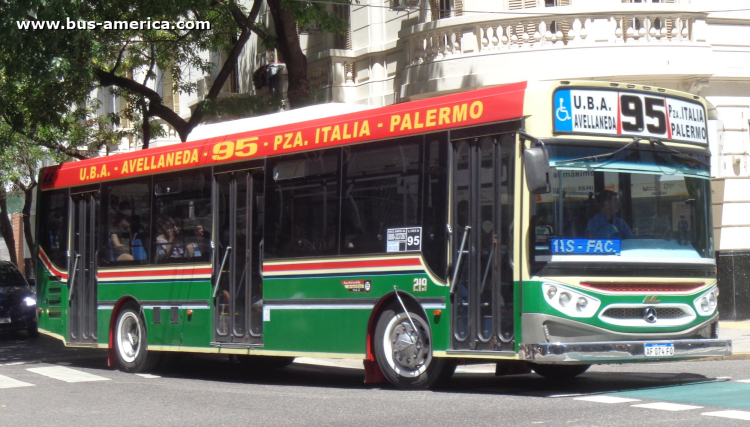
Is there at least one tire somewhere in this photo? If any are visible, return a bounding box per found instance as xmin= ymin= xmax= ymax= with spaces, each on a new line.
xmin=374 ymin=301 xmax=453 ymax=390
xmin=27 ymin=322 xmax=39 ymax=339
xmin=238 ymin=355 xmax=295 ymax=371
xmin=530 ymin=363 xmax=590 ymax=380
xmin=114 ymin=303 xmax=151 ymax=373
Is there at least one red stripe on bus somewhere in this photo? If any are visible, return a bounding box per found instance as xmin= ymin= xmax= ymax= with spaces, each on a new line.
xmin=41 ymin=82 xmax=527 ymax=189
xmin=98 ymin=267 xmax=212 ymax=279
xmin=263 ymin=258 xmax=423 ymax=273
xmin=38 ymin=249 xmax=68 ymax=279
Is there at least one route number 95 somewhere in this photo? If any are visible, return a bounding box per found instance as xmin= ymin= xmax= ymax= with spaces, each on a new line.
xmin=212 ymin=137 xmax=259 ymax=161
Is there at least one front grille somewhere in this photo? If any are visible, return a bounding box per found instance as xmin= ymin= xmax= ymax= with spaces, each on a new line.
xmin=603 ymin=307 xmax=687 ymax=319
xmin=581 ymin=282 xmax=704 ymax=293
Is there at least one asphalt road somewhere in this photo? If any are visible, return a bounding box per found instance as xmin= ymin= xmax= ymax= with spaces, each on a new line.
xmin=2 ymin=333 xmax=750 ymax=426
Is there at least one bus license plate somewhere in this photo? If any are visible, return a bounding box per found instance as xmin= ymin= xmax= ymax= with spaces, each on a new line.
xmin=0 ymin=317 xmax=10 ymax=324
xmin=645 ymin=343 xmax=674 ymax=357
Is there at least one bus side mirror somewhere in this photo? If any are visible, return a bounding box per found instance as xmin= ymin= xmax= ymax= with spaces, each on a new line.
xmin=524 ymin=146 xmax=551 ymax=194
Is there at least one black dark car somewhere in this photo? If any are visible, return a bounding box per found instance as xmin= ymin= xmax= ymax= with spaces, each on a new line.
xmin=0 ymin=261 xmax=39 ymax=338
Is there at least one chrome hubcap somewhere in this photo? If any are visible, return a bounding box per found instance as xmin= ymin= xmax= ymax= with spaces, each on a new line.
xmin=117 ymin=312 xmax=141 ymax=363
xmin=383 ymin=312 xmax=431 ymax=377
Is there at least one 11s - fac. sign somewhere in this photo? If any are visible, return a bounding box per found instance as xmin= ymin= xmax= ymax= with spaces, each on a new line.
xmin=553 ymin=89 xmax=707 ymax=145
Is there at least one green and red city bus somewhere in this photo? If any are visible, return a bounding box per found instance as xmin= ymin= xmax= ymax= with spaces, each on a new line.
xmin=35 ymin=80 xmax=731 ymax=389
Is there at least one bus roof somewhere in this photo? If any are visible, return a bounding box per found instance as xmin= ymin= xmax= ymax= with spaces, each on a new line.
xmin=186 ymin=103 xmax=376 ymax=143
xmin=40 ymin=81 xmax=527 ymax=190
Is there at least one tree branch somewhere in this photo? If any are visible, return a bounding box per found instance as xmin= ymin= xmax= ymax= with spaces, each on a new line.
xmin=95 ymin=68 xmax=190 ymax=138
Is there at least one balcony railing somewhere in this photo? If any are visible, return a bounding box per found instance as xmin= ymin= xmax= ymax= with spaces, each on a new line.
xmin=403 ymin=7 xmax=708 ymax=66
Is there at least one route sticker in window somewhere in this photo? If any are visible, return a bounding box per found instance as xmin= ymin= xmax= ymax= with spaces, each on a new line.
xmin=387 ymin=227 xmax=422 ymax=252
xmin=551 ymin=238 xmax=621 ymax=255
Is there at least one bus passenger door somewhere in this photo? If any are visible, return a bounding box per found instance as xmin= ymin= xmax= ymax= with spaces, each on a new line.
xmin=68 ymin=190 xmax=99 ymax=345
xmin=213 ymin=169 xmax=264 ymax=346
xmin=451 ymin=135 xmax=515 ymax=351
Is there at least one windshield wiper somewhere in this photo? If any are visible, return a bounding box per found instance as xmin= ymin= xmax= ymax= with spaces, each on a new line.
xmin=648 ymin=138 xmax=710 ymax=168
xmin=554 ymin=138 xmax=640 ymax=166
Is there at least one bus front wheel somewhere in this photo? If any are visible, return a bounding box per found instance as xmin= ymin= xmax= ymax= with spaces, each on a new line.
xmin=374 ymin=302 xmax=454 ymax=390
xmin=114 ymin=303 xmax=150 ymax=373
xmin=530 ymin=363 xmax=590 ymax=380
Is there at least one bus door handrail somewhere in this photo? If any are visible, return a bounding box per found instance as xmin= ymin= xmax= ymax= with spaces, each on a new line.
xmin=213 ymin=246 xmax=232 ymax=298
xmin=68 ymin=253 xmax=81 ymax=302
xmin=450 ymin=226 xmax=471 ymax=294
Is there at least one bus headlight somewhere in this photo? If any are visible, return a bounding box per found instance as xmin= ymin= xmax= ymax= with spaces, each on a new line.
xmin=542 ymin=283 xmax=601 ymax=318
xmin=693 ymin=286 xmax=719 ymax=316
xmin=559 ymin=292 xmax=571 ymax=307
xmin=546 ymin=286 xmax=557 ymax=299
xmin=24 ymin=296 xmax=37 ymax=307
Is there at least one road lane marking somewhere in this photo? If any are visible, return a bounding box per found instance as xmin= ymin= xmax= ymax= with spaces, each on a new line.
xmin=0 ymin=375 xmax=34 ymax=389
xmin=632 ymin=402 xmax=703 ymax=411
xmin=26 ymin=366 xmax=111 ymax=383
xmin=702 ymin=410 xmax=750 ymax=421
xmin=573 ymin=396 xmax=640 ymax=404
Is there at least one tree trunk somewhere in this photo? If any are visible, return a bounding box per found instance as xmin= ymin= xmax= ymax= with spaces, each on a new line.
xmin=0 ymin=187 xmax=18 ymax=266
xmin=266 ymin=0 xmax=309 ymax=108
xmin=21 ymin=184 xmax=36 ymax=273
xmin=141 ymin=99 xmax=151 ymax=149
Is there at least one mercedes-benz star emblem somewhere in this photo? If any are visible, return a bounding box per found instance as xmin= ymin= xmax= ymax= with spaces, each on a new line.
xmin=644 ymin=307 xmax=658 ymax=323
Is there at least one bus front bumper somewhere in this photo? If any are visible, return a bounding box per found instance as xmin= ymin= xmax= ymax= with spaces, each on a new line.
xmin=519 ymin=339 xmax=732 ymax=364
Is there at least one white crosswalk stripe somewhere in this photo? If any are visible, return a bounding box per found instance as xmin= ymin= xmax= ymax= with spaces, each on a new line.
xmin=631 ymin=402 xmax=702 ymax=411
xmin=702 ymin=410 xmax=750 ymax=421
xmin=573 ymin=395 xmax=641 ymax=404
xmin=0 ymin=374 xmax=34 ymax=389
xmin=26 ymin=366 xmax=111 ymax=383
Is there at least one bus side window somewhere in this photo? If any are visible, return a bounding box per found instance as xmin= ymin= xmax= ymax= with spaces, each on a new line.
xmin=153 ymin=169 xmax=212 ymax=264
xmin=340 ymin=137 xmax=422 ymax=255
xmin=265 ymin=149 xmax=340 ymax=258
xmin=99 ymin=177 xmax=152 ymax=266
xmin=39 ymin=189 xmax=69 ymax=269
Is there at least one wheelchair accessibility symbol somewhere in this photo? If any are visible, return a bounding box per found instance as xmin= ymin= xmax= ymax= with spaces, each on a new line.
xmin=556 ymin=98 xmax=571 ymax=122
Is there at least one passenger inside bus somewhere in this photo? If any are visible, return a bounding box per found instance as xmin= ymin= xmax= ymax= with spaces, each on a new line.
xmin=584 ymin=190 xmax=633 ymax=239
xmin=185 ymin=220 xmax=210 ymax=257
xmin=155 ymin=215 xmax=185 ymax=260
xmin=110 ymin=214 xmax=134 ymax=261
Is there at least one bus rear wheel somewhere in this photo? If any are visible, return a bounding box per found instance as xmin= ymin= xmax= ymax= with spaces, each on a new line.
xmin=114 ymin=303 xmax=150 ymax=373
xmin=530 ymin=363 xmax=590 ymax=380
xmin=374 ymin=302 xmax=453 ymax=390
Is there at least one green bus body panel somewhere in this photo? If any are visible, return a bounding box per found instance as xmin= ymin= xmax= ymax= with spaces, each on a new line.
xmin=263 ymin=273 xmax=451 ymax=354
xmin=35 ymin=264 xmax=66 ymax=336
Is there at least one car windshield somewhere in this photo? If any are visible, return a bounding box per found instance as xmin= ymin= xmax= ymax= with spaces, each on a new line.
xmin=0 ymin=264 xmax=27 ymax=287
xmin=531 ymin=145 xmax=713 ymax=267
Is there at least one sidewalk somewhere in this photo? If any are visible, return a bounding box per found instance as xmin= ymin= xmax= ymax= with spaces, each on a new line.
xmin=720 ymin=320 xmax=750 ymax=357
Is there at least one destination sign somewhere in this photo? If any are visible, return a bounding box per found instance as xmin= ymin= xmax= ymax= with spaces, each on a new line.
xmin=551 ymin=238 xmax=621 ymax=255
xmin=553 ymin=89 xmax=707 ymax=145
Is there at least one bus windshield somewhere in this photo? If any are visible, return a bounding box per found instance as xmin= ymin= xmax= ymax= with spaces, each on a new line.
xmin=532 ymin=145 xmax=713 ymax=269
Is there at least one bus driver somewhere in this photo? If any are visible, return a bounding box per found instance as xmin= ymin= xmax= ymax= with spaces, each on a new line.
xmin=584 ymin=190 xmax=633 ymax=239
